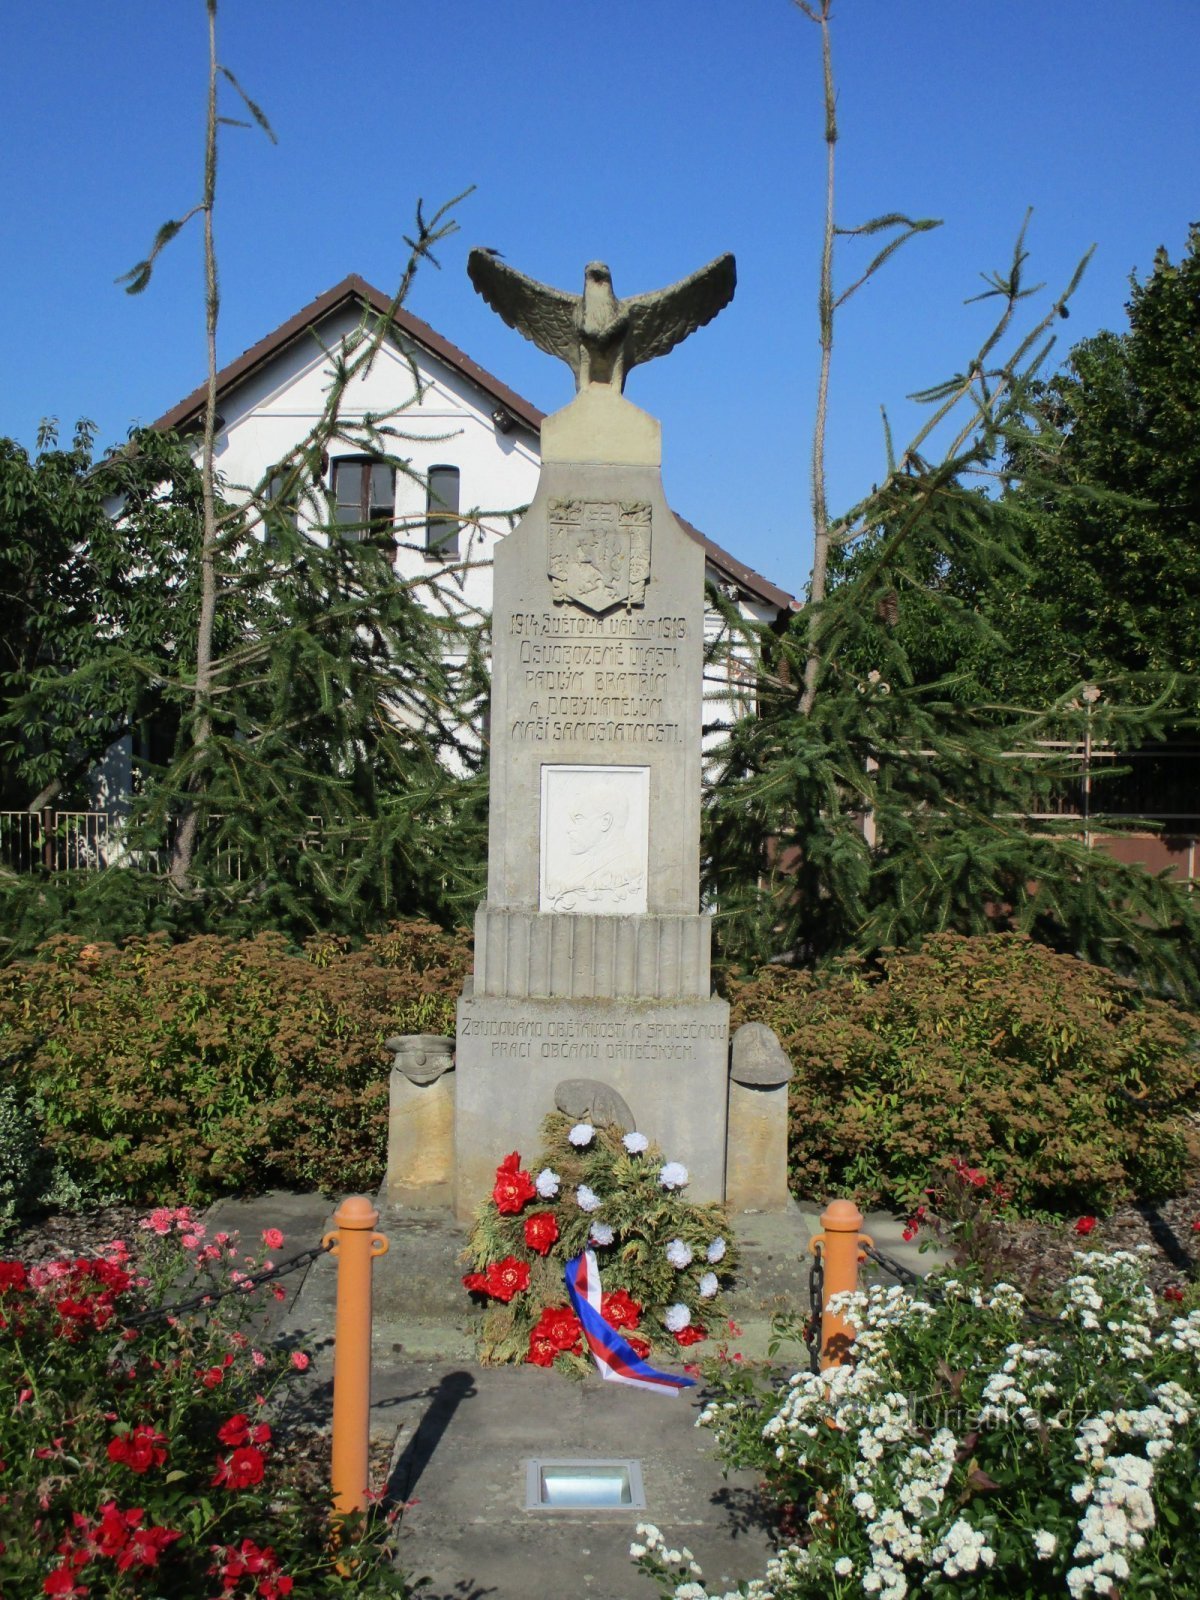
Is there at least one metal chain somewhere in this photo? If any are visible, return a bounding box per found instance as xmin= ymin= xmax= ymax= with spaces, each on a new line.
xmin=803 ymin=1243 xmax=825 ymax=1374
xmin=121 ymin=1240 xmax=331 ymax=1328
xmin=862 ymin=1242 xmax=944 ymax=1300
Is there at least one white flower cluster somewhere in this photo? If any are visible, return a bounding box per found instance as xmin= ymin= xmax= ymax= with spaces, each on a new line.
xmin=665 ymin=1303 xmax=691 ymax=1333
xmin=659 ymin=1161 xmax=689 ymax=1190
xmin=568 ymin=1121 xmax=595 ymax=1146
xmin=666 ymin=1238 xmax=694 ymax=1269
xmin=698 ymin=1271 xmax=719 ymax=1299
xmin=535 ymin=1167 xmax=559 ymax=1198
xmin=590 ymin=1220 xmax=614 ymax=1246
xmin=706 ymin=1236 xmax=726 ymax=1263
xmin=575 ymin=1183 xmax=601 ymax=1213
xmin=628 ymin=1523 xmax=703 ymax=1582
xmin=1158 ymin=1306 xmax=1200 ymax=1354
xmin=622 ymin=1130 xmax=649 ymax=1154
xmin=928 ymin=1517 xmax=996 ymax=1579
xmin=1068 ymin=1453 xmax=1156 ymax=1596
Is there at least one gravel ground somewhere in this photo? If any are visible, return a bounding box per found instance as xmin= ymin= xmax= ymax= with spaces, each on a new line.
xmin=990 ymin=1181 xmax=1200 ymax=1298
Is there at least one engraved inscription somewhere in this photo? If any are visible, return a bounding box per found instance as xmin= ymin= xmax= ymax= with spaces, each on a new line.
xmin=510 ymin=630 xmax=685 ymax=744
xmin=548 ymin=499 xmax=650 ymax=613
xmin=510 ymin=612 xmax=687 ymax=638
xmin=463 ymin=1015 xmax=727 ymax=1063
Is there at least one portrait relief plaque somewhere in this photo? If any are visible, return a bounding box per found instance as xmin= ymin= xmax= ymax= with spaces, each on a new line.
xmin=547 ymin=499 xmax=651 ymax=614
xmin=539 ymin=764 xmax=650 ymax=914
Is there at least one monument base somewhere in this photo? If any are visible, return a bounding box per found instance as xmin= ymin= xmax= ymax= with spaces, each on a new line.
xmin=454 ymin=987 xmax=730 ymax=1220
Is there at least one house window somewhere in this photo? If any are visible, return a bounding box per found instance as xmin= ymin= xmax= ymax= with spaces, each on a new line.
xmin=425 ymin=464 xmax=461 ymax=558
xmin=262 ymin=472 xmax=300 ymax=541
xmin=331 ymin=456 xmax=395 ymax=541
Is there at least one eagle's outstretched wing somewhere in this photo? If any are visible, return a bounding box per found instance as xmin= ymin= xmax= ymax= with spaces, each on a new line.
xmin=624 ymin=253 xmax=736 ymax=373
xmin=467 ymin=250 xmax=581 ymax=382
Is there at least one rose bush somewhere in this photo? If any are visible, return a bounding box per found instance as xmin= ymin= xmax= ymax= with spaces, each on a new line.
xmin=0 ymin=1208 xmax=406 ymax=1597
xmin=460 ymin=1113 xmax=737 ymax=1371
xmin=633 ymin=1246 xmax=1200 ymax=1599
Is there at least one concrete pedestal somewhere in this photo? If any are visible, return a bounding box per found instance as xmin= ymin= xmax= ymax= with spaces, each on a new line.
xmin=455 ymin=988 xmax=729 ymax=1218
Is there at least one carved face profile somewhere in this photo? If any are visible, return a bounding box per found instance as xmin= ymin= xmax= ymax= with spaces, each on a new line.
xmin=540 ymin=765 xmax=650 ymax=915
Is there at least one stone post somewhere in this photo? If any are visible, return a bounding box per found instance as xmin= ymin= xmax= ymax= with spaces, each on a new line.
xmin=384 ymin=1035 xmax=455 ymax=1202
xmin=725 ymin=1022 xmax=794 ymax=1212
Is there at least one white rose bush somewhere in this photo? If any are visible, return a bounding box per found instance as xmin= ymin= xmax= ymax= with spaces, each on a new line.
xmin=634 ymin=1247 xmax=1200 ymax=1598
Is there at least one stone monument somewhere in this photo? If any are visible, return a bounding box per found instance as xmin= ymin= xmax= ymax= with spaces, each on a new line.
xmin=454 ymin=251 xmax=738 ymax=1217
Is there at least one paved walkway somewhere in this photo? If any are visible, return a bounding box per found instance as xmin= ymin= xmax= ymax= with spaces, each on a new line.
xmin=202 ymin=1190 xmax=943 ymax=1600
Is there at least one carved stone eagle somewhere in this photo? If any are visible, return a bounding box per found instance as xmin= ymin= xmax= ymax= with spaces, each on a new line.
xmin=466 ymin=249 xmax=736 ymax=393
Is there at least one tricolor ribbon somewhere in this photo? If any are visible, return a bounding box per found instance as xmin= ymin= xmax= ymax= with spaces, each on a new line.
xmin=564 ymin=1251 xmax=695 ymax=1395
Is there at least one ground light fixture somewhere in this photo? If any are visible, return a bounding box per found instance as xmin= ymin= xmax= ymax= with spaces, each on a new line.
xmin=525 ymin=1458 xmax=646 ymax=1511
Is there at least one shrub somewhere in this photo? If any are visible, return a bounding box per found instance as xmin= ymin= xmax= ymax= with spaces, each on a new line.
xmin=724 ymin=933 xmax=1200 ymax=1216
xmin=0 ymin=922 xmax=470 ymax=1209
xmin=0 ymin=1208 xmax=405 ymax=1597
xmin=635 ymin=1251 xmax=1200 ymax=1599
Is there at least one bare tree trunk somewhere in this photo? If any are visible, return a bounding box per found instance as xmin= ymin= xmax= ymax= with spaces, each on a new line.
xmin=169 ymin=0 xmax=220 ymax=888
xmin=799 ymin=0 xmax=836 ymax=716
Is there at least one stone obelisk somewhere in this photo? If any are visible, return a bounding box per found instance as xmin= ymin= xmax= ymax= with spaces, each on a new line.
xmin=453 ymin=251 xmax=736 ymax=1217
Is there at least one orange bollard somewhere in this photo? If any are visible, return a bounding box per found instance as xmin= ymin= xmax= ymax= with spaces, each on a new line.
xmin=809 ymin=1198 xmax=872 ymax=1369
xmin=323 ymin=1195 xmax=389 ymax=1517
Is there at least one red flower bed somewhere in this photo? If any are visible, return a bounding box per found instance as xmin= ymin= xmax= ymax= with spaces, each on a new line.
xmin=0 ymin=1209 xmax=405 ymax=1597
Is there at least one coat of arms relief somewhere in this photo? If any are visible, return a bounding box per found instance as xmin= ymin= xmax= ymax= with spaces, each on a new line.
xmin=547 ymin=499 xmax=651 ymax=613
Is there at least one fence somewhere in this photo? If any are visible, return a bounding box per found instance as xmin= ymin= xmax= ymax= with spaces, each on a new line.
xmin=4 ymin=745 xmax=1198 ymax=883
xmin=0 ymin=809 xmax=328 ymax=880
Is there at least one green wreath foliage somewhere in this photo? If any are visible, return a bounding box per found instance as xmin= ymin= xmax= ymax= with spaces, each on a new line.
xmin=461 ymin=1112 xmax=737 ymax=1372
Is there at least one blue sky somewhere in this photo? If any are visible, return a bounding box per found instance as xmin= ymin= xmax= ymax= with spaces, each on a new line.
xmin=3 ymin=1 xmax=1198 ymax=598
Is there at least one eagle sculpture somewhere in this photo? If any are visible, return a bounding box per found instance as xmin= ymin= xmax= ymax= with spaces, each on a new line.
xmin=466 ymin=249 xmax=736 ymax=393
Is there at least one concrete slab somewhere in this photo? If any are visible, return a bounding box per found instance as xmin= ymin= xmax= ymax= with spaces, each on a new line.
xmin=381 ymin=1360 xmax=775 ymax=1600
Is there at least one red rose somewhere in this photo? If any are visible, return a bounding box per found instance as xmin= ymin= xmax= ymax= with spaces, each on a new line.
xmin=523 ymin=1212 xmax=559 ymax=1256
xmin=218 ymin=1414 xmax=250 ymax=1447
xmin=107 ymin=1425 xmax=167 ymax=1473
xmin=674 ymin=1323 xmax=707 ymax=1347
xmin=462 ymin=1271 xmax=491 ymax=1296
xmin=483 ymin=1256 xmax=530 ymax=1303
xmin=0 ymin=1262 xmax=28 ymax=1293
xmin=201 ymin=1366 xmax=225 ymax=1388
xmin=1163 ymin=1284 xmax=1185 ymax=1303
xmin=492 ymin=1152 xmax=536 ymax=1215
xmin=526 ymin=1327 xmax=559 ymax=1367
xmin=213 ymin=1445 xmax=266 ymax=1489
xmin=601 ymin=1288 xmax=641 ymax=1330
xmin=526 ymin=1305 xmax=582 ymax=1366
xmin=626 ymin=1334 xmax=652 ymax=1359
xmin=1075 ymin=1216 xmax=1097 ymax=1236
xmin=117 ymin=1522 xmax=181 ymax=1572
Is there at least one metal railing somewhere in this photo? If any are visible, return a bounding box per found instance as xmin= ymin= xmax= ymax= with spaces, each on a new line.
xmin=0 ymin=809 xmax=330 ymax=879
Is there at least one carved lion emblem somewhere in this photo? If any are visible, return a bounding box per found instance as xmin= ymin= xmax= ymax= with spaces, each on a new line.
xmin=548 ymin=498 xmax=650 ymax=613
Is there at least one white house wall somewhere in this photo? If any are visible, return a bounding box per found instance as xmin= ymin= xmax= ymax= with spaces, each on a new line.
xmin=207 ymin=305 xmax=541 ymax=626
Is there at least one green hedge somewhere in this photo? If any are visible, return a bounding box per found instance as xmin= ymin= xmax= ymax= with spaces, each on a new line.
xmin=6 ymin=923 xmax=1197 ymax=1222
xmin=0 ymin=922 xmax=469 ymax=1210
xmin=726 ymin=932 xmax=1200 ymax=1216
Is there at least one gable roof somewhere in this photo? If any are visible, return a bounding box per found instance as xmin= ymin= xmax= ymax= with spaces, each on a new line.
xmin=151 ymin=274 xmax=795 ymax=614
xmin=150 ymin=272 xmax=545 ymax=439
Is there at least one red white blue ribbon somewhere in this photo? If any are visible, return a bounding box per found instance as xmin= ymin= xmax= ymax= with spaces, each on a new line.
xmin=564 ymin=1251 xmax=695 ymax=1395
